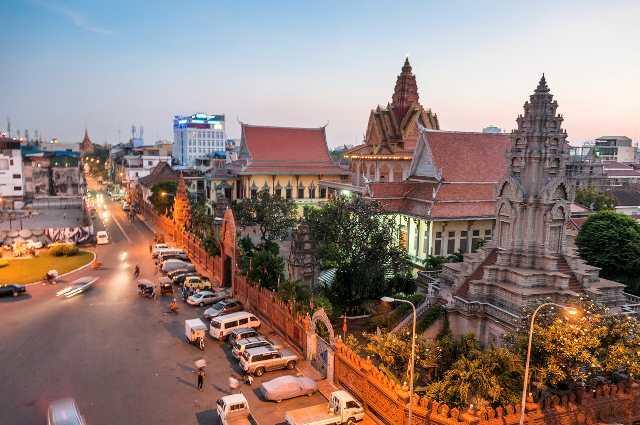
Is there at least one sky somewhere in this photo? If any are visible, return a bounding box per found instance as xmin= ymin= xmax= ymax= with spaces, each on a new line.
xmin=1 ymin=0 xmax=639 ymax=147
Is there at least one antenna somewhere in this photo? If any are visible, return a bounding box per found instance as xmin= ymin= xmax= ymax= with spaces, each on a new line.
xmin=6 ymin=117 xmax=11 ymax=137
xmin=131 ymin=125 xmax=136 ymax=139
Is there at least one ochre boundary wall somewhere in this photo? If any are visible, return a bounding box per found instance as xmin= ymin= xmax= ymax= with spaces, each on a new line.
xmin=141 ymin=202 xmax=640 ymax=425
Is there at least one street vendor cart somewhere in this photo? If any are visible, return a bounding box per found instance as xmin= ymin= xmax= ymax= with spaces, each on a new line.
xmin=185 ymin=319 xmax=207 ymax=351
xmin=159 ymin=277 xmax=173 ymax=296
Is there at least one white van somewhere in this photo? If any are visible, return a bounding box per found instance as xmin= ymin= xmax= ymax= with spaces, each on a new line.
xmin=209 ymin=312 xmax=261 ymax=340
xmin=96 ymin=231 xmax=109 ymax=245
xmin=153 ymin=248 xmax=185 ymax=259
xmin=151 ymin=243 xmax=169 ymax=257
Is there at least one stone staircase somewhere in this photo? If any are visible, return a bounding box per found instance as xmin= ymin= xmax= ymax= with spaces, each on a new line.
xmin=455 ymin=248 xmax=498 ymax=298
xmin=557 ymin=256 xmax=582 ymax=291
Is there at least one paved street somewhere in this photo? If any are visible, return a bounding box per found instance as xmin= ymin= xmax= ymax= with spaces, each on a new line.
xmin=0 ymin=195 xmax=325 ymax=425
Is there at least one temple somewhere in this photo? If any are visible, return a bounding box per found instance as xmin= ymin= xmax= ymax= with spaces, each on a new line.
xmin=344 ymin=58 xmax=439 ymax=186
xmin=440 ymin=76 xmax=628 ymax=346
xmin=80 ymin=128 xmax=94 ymax=154
xmin=172 ymin=173 xmax=192 ymax=230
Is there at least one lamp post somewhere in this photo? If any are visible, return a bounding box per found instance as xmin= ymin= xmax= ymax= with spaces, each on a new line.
xmin=381 ymin=296 xmax=416 ymax=425
xmin=519 ymin=302 xmax=578 ymax=425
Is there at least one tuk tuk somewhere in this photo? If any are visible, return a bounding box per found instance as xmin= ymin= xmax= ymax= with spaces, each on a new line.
xmin=159 ymin=277 xmax=173 ymax=296
xmin=137 ymin=279 xmax=155 ymax=298
xmin=185 ymin=319 xmax=207 ymax=351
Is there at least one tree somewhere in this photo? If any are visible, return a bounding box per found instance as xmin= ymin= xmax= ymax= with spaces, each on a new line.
xmin=575 ymin=186 xmax=616 ymax=211
xmin=247 ymin=241 xmax=285 ymax=290
xmin=149 ymin=181 xmax=177 ymax=216
xmin=576 ymin=211 xmax=640 ymax=293
xmin=505 ymin=298 xmax=640 ymax=391
xmin=233 ymin=191 xmax=297 ymax=242
xmin=425 ymin=347 xmax=522 ymax=409
xmin=305 ymin=195 xmax=410 ymax=311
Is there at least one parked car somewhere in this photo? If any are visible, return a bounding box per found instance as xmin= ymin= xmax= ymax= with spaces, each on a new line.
xmin=187 ymin=290 xmax=223 ymax=306
xmin=227 ymin=327 xmax=260 ymax=344
xmin=161 ymin=259 xmax=195 ymax=274
xmin=157 ymin=252 xmax=191 ymax=264
xmin=47 ymin=398 xmax=87 ymax=425
xmin=171 ymin=271 xmax=199 ymax=285
xmin=153 ymin=248 xmax=185 ymax=259
xmin=55 ymin=276 xmax=99 ymax=298
xmin=209 ymin=311 xmax=261 ymax=340
xmin=203 ymin=299 xmax=242 ymax=320
xmin=183 ymin=275 xmax=212 ymax=290
xmin=216 ymin=393 xmax=254 ymax=425
xmin=151 ymin=243 xmax=169 ymax=257
xmin=96 ymin=231 xmax=109 ymax=245
xmin=285 ymin=390 xmax=364 ymax=425
xmin=231 ymin=336 xmax=273 ymax=359
xmin=239 ymin=346 xmax=298 ymax=377
xmin=261 ymin=375 xmax=318 ymax=402
xmin=0 ymin=284 xmax=27 ymax=297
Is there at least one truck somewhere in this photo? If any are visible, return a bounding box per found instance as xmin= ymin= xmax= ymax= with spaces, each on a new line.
xmin=284 ymin=391 xmax=364 ymax=425
xmin=239 ymin=346 xmax=298 ymax=377
xmin=216 ymin=393 xmax=255 ymax=425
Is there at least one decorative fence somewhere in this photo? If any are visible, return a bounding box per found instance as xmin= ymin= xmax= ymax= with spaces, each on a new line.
xmin=333 ymin=340 xmax=640 ymax=425
xmin=141 ymin=202 xmax=640 ymax=425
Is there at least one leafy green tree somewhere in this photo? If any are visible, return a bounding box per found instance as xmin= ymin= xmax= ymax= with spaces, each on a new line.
xmin=247 ymin=243 xmax=285 ymax=290
xmin=425 ymin=347 xmax=522 ymax=409
xmin=576 ymin=211 xmax=640 ymax=293
xmin=363 ymin=330 xmax=440 ymax=386
xmin=149 ymin=181 xmax=177 ymax=216
xmin=234 ymin=191 xmax=297 ymax=242
xmin=506 ymin=298 xmax=640 ymax=390
xmin=305 ymin=195 xmax=410 ymax=311
xmin=575 ymin=186 xmax=616 ymax=211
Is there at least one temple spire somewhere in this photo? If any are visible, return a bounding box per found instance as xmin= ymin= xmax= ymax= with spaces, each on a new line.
xmin=535 ymin=73 xmax=549 ymax=93
xmin=391 ymin=57 xmax=420 ymax=123
xmin=173 ymin=173 xmax=192 ymax=230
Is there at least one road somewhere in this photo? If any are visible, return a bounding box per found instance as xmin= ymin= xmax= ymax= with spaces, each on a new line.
xmin=0 ymin=193 xmax=324 ymax=425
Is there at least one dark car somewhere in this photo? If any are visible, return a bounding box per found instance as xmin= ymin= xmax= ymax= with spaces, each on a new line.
xmin=0 ymin=284 xmax=27 ymax=297
xmin=167 ymin=269 xmax=192 ymax=280
xmin=203 ymin=299 xmax=242 ymax=320
xmin=172 ymin=271 xmax=200 ymax=285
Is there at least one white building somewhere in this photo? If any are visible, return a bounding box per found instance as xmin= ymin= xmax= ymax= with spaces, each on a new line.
xmin=173 ymin=113 xmax=226 ymax=166
xmin=121 ymin=145 xmax=172 ymax=186
xmin=0 ymin=137 xmax=24 ymax=202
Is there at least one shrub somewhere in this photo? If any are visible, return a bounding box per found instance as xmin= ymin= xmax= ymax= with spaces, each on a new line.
xmin=0 ymin=259 xmax=8 ymax=268
xmin=417 ymin=305 xmax=445 ymax=333
xmin=62 ymin=243 xmax=79 ymax=256
xmin=48 ymin=243 xmax=65 ymax=256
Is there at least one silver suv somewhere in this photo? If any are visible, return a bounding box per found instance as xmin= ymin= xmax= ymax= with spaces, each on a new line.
xmin=231 ymin=336 xmax=273 ymax=359
xmin=239 ymin=346 xmax=298 ymax=376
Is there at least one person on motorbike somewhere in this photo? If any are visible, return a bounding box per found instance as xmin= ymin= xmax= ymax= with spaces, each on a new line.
xmin=169 ymin=298 xmax=178 ymax=313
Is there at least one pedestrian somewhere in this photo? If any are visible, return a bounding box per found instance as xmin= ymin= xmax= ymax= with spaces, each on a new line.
xmin=149 ymin=244 xmax=152 ymax=254
xmin=244 ymin=374 xmax=253 ymax=386
xmin=196 ymin=368 xmax=205 ymax=391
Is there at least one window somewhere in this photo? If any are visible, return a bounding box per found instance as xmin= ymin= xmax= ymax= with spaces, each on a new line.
xmin=447 ymin=231 xmax=455 ymax=255
xmin=484 ymin=229 xmax=492 ymax=240
xmin=286 ymin=188 xmax=292 ymax=199
xmin=320 ymin=188 xmax=327 ymax=198
xmin=434 ymin=232 xmax=442 ymax=256
xmin=147 ymin=161 xmax=153 ymax=166
xmin=12 ymin=174 xmax=20 ymax=179
xmin=346 ymin=401 xmax=360 ymax=409
xmin=297 ymin=187 xmax=305 ymax=198
xmin=275 ymin=188 xmax=282 ymax=198
xmin=238 ymin=318 xmax=248 ymax=325
xmin=423 ymin=229 xmax=430 ymax=254
xmin=251 ymin=189 xmax=257 ymax=199
xmin=224 ymin=320 xmax=239 ymax=329
xmin=460 ymin=231 xmax=469 ymax=253
xmin=13 ymin=186 xmax=22 ymax=191
xmin=413 ymin=225 xmax=420 ymax=254
xmin=471 ymin=229 xmax=482 ymax=251
xmin=309 ymin=187 xmax=316 ymax=198
xmin=10 ymin=159 xmax=14 ymax=166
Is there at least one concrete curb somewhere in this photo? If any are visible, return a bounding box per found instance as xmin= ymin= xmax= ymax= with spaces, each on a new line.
xmin=25 ymin=250 xmax=97 ymax=287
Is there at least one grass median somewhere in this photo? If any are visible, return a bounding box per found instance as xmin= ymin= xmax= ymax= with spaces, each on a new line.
xmin=0 ymin=251 xmax=94 ymax=284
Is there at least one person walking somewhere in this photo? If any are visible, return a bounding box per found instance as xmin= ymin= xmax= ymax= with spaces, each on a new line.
xmin=196 ymin=368 xmax=205 ymax=391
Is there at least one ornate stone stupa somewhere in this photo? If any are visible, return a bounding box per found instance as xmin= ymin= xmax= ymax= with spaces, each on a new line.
xmin=172 ymin=173 xmax=192 ymax=230
xmin=440 ymin=76 xmax=628 ymax=345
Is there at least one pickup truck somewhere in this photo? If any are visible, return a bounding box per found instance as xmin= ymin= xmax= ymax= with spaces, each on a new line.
xmin=285 ymin=390 xmax=364 ymax=425
xmin=239 ymin=346 xmax=298 ymax=377
xmin=216 ymin=393 xmax=256 ymax=425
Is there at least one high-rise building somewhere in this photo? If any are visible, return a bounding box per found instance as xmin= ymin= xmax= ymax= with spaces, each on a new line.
xmin=172 ymin=113 xmax=226 ymax=166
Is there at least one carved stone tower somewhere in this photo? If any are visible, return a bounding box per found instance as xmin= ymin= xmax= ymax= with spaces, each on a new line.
xmin=440 ymin=76 xmax=627 ymax=346
xmin=391 ymin=57 xmax=420 ymax=123
xmin=173 ymin=174 xmax=191 ymax=230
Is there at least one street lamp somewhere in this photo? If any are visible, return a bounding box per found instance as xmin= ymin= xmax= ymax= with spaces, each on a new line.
xmin=519 ymin=302 xmax=578 ymax=425
xmin=381 ymin=296 xmax=417 ymax=425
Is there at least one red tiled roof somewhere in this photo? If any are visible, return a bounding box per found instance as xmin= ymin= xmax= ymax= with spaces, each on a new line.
xmin=426 ymin=131 xmax=511 ymax=182
xmin=430 ymin=201 xmax=496 ymax=219
xmin=239 ymin=124 xmax=347 ymax=176
xmin=242 ymin=125 xmax=331 ymax=162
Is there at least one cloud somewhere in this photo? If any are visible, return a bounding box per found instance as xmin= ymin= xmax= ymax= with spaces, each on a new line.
xmin=35 ymin=1 xmax=113 ymax=35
